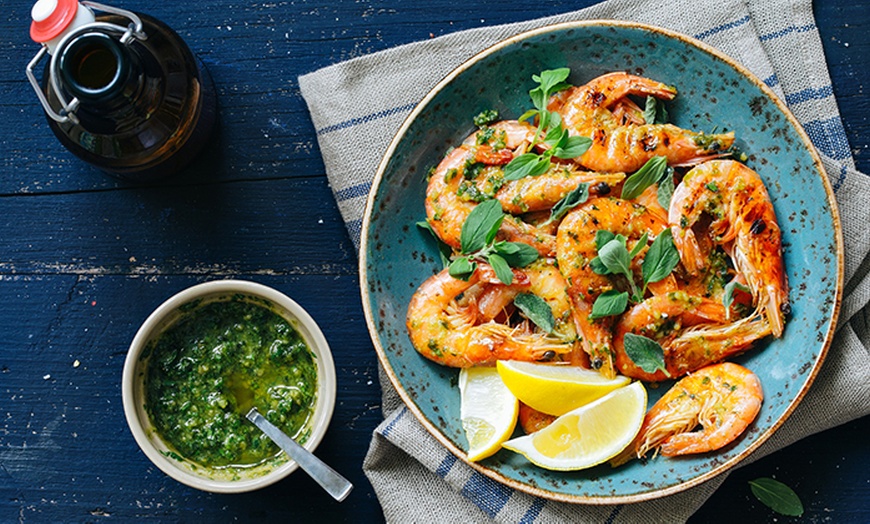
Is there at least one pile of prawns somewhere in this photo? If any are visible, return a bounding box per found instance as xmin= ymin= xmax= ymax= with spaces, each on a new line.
xmin=406 ymin=71 xmax=788 ymax=462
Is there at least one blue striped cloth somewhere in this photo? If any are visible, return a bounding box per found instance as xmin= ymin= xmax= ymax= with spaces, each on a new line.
xmin=300 ymin=0 xmax=870 ymax=521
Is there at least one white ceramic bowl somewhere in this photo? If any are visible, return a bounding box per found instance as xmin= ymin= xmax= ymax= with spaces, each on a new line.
xmin=122 ymin=280 xmax=337 ymax=493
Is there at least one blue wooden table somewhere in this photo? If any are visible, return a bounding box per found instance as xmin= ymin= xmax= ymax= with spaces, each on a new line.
xmin=1 ymin=1 xmax=867 ymax=521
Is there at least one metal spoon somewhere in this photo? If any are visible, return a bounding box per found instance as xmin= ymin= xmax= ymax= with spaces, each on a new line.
xmin=245 ymin=407 xmax=353 ymax=501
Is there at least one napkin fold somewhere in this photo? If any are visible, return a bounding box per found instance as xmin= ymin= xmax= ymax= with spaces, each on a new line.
xmin=299 ymin=0 xmax=870 ymax=521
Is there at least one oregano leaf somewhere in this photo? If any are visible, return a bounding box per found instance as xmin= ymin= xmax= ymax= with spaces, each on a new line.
xmin=589 ymin=290 xmax=629 ymax=319
xmin=623 ymin=333 xmax=670 ymax=376
xmin=514 ymin=293 xmax=555 ymax=333
xmin=460 ymin=199 xmax=504 ymax=253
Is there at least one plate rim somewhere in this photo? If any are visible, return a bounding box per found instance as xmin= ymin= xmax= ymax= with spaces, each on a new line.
xmin=359 ymin=19 xmax=844 ymax=504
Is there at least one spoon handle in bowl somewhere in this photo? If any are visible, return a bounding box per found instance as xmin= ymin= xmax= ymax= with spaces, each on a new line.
xmin=246 ymin=408 xmax=353 ymax=501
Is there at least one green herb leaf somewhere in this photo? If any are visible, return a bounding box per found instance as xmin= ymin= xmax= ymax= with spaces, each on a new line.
xmin=493 ymin=241 xmax=539 ymax=268
xmin=723 ymin=280 xmax=752 ymax=312
xmin=643 ymin=96 xmax=658 ymax=125
xmin=589 ymin=290 xmax=629 ymax=319
xmin=473 ymin=109 xmax=499 ymax=127
xmin=623 ymin=333 xmax=670 ymax=376
xmin=657 ymin=167 xmax=675 ymax=210
xmin=589 ymin=257 xmax=610 ymax=275
xmin=641 ymin=229 xmax=680 ymax=286
xmin=621 ymin=156 xmax=668 ymax=200
xmin=597 ymin=238 xmax=633 ymax=279
xmin=595 ymin=230 xmax=617 ymax=251
xmin=460 ymin=200 xmax=504 ymax=253
xmin=748 ymin=478 xmax=804 ymax=517
xmin=514 ymin=293 xmax=555 ymax=333
xmin=554 ymin=136 xmax=592 ymax=159
xmin=488 ymin=253 xmax=513 ymax=285
xmin=416 ymin=221 xmax=452 ymax=268
xmin=448 ymin=257 xmax=477 ymax=281
xmin=628 ymin=231 xmax=650 ymax=259
xmin=642 ymin=96 xmax=669 ymax=125
xmin=518 ymin=109 xmax=539 ymax=124
xmin=529 ymin=68 xmax=571 ymax=110
xmin=546 ymin=183 xmax=590 ymax=225
xmin=504 ymin=153 xmax=543 ymax=181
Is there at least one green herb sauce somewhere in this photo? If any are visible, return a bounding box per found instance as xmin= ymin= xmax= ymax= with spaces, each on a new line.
xmin=144 ymin=298 xmax=317 ymax=470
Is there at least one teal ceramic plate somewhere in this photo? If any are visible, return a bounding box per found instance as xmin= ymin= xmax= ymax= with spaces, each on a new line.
xmin=360 ymin=21 xmax=843 ymax=503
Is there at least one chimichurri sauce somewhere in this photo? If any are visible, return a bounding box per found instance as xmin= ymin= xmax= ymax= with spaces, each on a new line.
xmin=144 ymin=298 xmax=317 ymax=470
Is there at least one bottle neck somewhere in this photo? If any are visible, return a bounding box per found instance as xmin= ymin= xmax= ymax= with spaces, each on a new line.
xmin=58 ymin=31 xmax=135 ymax=105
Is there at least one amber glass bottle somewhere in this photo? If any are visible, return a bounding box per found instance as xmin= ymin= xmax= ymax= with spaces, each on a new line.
xmin=28 ymin=1 xmax=216 ymax=180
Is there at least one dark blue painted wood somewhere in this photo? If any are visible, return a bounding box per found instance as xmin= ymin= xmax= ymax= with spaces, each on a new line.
xmin=0 ymin=1 xmax=866 ymax=522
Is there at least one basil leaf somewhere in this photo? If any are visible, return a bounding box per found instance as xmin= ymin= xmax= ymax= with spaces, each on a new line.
xmin=643 ymin=96 xmax=669 ymax=124
xmin=546 ymin=183 xmax=589 ymax=224
xmin=657 ymin=167 xmax=675 ymax=210
xmin=628 ymin=231 xmax=650 ymax=259
xmin=642 ymin=229 xmax=680 ymax=285
xmin=621 ymin=156 xmax=668 ymax=200
xmin=595 ymin=230 xmax=617 ymax=251
xmin=448 ymin=257 xmax=476 ymax=281
xmin=416 ymin=220 xmax=452 ymax=268
xmin=504 ymin=153 xmax=542 ymax=181
xmin=518 ymin=109 xmax=539 ymax=123
xmin=589 ymin=290 xmax=629 ymax=319
xmin=460 ymin=200 xmax=504 ymax=253
xmin=590 ymin=256 xmax=610 ymax=275
xmin=530 ymin=68 xmax=571 ymax=110
xmin=597 ymin=238 xmax=633 ymax=279
xmin=543 ymin=122 xmax=565 ymax=148
xmin=748 ymin=478 xmax=804 ymax=517
xmin=530 ymin=156 xmax=553 ymax=178
xmin=514 ymin=293 xmax=555 ymax=333
xmin=642 ymin=96 xmax=658 ymax=125
xmin=487 ymin=253 xmax=513 ymax=285
xmin=493 ymin=241 xmax=539 ymax=268
xmin=554 ymin=136 xmax=592 ymax=159
xmin=622 ymin=333 xmax=670 ymax=376
xmin=723 ymin=280 xmax=752 ymax=311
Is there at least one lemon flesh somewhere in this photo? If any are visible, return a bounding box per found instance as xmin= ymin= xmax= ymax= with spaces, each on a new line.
xmin=496 ymin=360 xmax=631 ymax=416
xmin=502 ymin=381 xmax=646 ymax=471
xmin=459 ymin=367 xmax=519 ymax=462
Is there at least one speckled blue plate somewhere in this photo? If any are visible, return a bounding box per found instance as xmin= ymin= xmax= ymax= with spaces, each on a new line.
xmin=360 ymin=21 xmax=843 ymax=504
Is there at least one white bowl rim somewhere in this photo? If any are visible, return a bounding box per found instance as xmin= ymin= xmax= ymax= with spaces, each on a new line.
xmin=122 ymin=279 xmax=337 ymax=494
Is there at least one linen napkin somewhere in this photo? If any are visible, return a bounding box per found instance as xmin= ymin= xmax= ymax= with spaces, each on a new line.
xmin=299 ymin=0 xmax=870 ymax=521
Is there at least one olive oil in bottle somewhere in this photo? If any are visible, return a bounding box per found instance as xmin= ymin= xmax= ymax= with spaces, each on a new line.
xmin=26 ymin=0 xmax=217 ymax=180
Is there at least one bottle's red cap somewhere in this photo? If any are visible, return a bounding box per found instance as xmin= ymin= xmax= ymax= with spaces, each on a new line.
xmin=30 ymin=0 xmax=79 ymax=43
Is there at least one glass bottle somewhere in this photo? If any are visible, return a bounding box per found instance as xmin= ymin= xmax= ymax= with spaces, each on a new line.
xmin=26 ymin=0 xmax=217 ymax=181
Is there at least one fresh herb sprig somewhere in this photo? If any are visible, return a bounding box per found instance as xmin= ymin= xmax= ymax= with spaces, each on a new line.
xmin=504 ymin=68 xmax=592 ymax=181
xmin=447 ymin=200 xmax=539 ymax=284
xmin=589 ymin=228 xmax=679 ymax=315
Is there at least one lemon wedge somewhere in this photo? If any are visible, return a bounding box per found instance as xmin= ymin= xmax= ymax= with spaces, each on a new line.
xmin=459 ymin=367 xmax=519 ymax=462
xmin=501 ymin=381 xmax=646 ymax=471
xmin=496 ymin=360 xmax=631 ymax=416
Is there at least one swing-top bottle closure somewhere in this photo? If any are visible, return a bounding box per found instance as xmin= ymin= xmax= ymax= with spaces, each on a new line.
xmin=26 ymin=0 xmax=148 ymax=125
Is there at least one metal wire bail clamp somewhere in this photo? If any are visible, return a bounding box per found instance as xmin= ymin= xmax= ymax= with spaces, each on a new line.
xmin=25 ymin=1 xmax=148 ymax=125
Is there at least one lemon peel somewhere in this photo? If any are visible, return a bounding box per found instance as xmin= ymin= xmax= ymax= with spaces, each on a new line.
xmin=459 ymin=367 xmax=518 ymax=462
xmin=496 ymin=360 xmax=630 ymax=416
xmin=502 ymin=381 xmax=646 ymax=471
